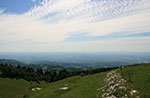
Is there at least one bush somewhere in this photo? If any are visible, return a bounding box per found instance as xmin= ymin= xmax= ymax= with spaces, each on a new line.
xmin=80 ymin=73 xmax=85 ymax=77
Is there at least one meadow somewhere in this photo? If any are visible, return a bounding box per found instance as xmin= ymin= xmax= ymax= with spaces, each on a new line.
xmin=0 ymin=63 xmax=150 ymax=98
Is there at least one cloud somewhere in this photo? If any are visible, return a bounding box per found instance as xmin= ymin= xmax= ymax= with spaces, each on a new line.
xmin=0 ymin=0 xmax=150 ymax=52
xmin=0 ymin=11 xmax=149 ymax=42
xmin=31 ymin=0 xmax=36 ymax=3
xmin=0 ymin=9 xmax=5 ymax=14
xmin=87 ymin=12 xmax=150 ymax=37
xmin=0 ymin=36 xmax=150 ymax=52
xmin=26 ymin=0 xmax=150 ymax=21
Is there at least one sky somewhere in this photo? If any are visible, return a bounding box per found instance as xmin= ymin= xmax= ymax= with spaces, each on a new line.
xmin=0 ymin=0 xmax=150 ymax=53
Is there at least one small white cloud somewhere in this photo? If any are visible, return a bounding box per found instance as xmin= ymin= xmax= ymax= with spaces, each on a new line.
xmin=0 ymin=9 xmax=5 ymax=14
xmin=32 ymin=0 xmax=36 ymax=3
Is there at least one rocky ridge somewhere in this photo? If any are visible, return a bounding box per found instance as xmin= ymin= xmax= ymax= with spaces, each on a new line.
xmin=99 ymin=69 xmax=140 ymax=98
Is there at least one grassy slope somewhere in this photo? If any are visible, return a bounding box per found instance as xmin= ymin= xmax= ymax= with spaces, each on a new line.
xmin=0 ymin=77 xmax=49 ymax=98
xmin=30 ymin=72 xmax=107 ymax=98
xmin=119 ymin=63 xmax=150 ymax=98
xmin=1 ymin=63 xmax=150 ymax=98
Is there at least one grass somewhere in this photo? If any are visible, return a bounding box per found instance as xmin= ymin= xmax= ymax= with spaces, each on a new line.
xmin=0 ymin=77 xmax=49 ymax=98
xmin=1 ymin=63 xmax=150 ymax=98
xmin=119 ymin=63 xmax=150 ymax=98
xmin=29 ymin=72 xmax=107 ymax=98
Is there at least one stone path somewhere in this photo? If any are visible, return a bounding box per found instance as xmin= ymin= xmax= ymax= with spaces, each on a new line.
xmin=99 ymin=70 xmax=140 ymax=98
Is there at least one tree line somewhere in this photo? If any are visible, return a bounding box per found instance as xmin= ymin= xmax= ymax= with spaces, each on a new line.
xmin=0 ymin=63 xmax=117 ymax=83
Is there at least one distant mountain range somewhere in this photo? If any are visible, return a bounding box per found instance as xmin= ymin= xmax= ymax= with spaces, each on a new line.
xmin=0 ymin=59 xmax=24 ymax=66
xmin=0 ymin=59 xmax=91 ymax=71
xmin=1 ymin=52 xmax=150 ymax=68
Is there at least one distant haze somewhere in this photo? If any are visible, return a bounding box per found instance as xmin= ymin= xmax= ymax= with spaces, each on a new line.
xmin=0 ymin=52 xmax=150 ymax=67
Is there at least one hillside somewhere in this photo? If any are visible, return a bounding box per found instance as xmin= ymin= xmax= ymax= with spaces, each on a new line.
xmin=29 ymin=63 xmax=150 ymax=98
xmin=0 ymin=71 xmax=107 ymax=98
xmin=119 ymin=63 xmax=150 ymax=98
xmin=0 ymin=58 xmax=92 ymax=71
xmin=29 ymin=72 xmax=106 ymax=98
xmin=0 ymin=59 xmax=24 ymax=66
xmin=0 ymin=63 xmax=150 ymax=98
xmin=0 ymin=77 xmax=50 ymax=98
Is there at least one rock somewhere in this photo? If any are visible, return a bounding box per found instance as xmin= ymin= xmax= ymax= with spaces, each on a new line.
xmin=100 ymin=69 xmax=140 ymax=98
xmin=32 ymin=88 xmax=35 ymax=91
xmin=35 ymin=87 xmax=41 ymax=90
xmin=31 ymin=87 xmax=41 ymax=91
xmin=130 ymin=89 xmax=138 ymax=95
xmin=59 ymin=87 xmax=68 ymax=90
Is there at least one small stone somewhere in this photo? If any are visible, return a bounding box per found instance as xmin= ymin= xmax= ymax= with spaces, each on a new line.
xmin=130 ymin=90 xmax=138 ymax=95
xmin=59 ymin=87 xmax=68 ymax=90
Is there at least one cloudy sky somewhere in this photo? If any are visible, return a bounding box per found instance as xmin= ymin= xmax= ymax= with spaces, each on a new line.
xmin=0 ymin=0 xmax=150 ymax=52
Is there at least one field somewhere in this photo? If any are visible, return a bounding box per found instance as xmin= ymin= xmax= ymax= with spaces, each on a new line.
xmin=29 ymin=72 xmax=106 ymax=98
xmin=0 ymin=77 xmax=49 ymax=98
xmin=119 ymin=63 xmax=150 ymax=98
xmin=0 ymin=71 xmax=106 ymax=98
xmin=0 ymin=63 xmax=150 ymax=98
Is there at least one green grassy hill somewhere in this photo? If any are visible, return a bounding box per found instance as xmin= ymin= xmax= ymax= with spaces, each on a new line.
xmin=0 ymin=72 xmax=107 ymax=98
xmin=0 ymin=77 xmax=50 ymax=98
xmin=29 ymin=72 xmax=106 ymax=98
xmin=119 ymin=63 xmax=150 ymax=98
xmin=0 ymin=63 xmax=150 ymax=98
xmin=30 ymin=63 xmax=150 ymax=98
